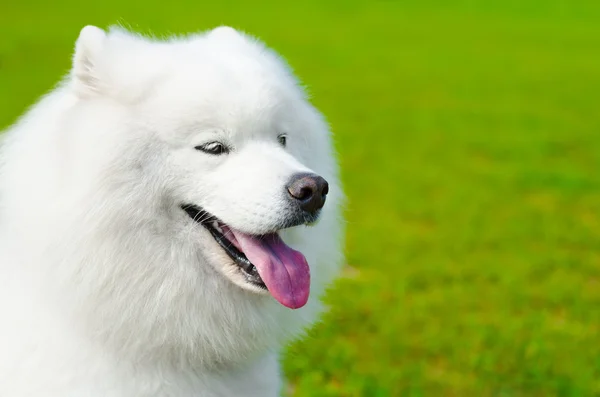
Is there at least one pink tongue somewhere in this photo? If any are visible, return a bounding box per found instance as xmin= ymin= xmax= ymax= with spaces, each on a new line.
xmin=228 ymin=230 xmax=310 ymax=309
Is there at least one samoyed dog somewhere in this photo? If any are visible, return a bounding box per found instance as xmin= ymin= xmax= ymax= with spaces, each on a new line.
xmin=0 ymin=25 xmax=343 ymax=396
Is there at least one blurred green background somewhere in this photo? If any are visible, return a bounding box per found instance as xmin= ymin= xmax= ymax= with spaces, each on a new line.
xmin=2 ymin=1 xmax=600 ymax=395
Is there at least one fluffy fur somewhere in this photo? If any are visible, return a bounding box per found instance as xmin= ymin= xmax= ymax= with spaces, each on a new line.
xmin=0 ymin=25 xmax=344 ymax=396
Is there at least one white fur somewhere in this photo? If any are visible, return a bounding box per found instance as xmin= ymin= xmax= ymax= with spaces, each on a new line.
xmin=0 ymin=25 xmax=344 ymax=396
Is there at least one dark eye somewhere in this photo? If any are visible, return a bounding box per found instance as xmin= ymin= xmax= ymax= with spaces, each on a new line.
xmin=195 ymin=142 xmax=229 ymax=155
xmin=278 ymin=134 xmax=287 ymax=147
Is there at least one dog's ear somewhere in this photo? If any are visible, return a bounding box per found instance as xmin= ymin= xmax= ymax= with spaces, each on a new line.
xmin=208 ymin=26 xmax=242 ymax=39
xmin=72 ymin=25 xmax=106 ymax=97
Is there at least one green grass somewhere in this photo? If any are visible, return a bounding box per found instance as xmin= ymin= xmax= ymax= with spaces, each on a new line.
xmin=2 ymin=1 xmax=600 ymax=395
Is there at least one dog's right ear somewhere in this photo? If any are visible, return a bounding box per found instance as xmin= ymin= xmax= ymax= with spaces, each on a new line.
xmin=72 ymin=25 xmax=106 ymax=97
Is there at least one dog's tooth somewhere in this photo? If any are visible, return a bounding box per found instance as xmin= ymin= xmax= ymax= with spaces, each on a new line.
xmin=213 ymin=221 xmax=223 ymax=233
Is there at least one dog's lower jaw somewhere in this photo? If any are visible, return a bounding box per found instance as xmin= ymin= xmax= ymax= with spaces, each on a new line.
xmin=182 ymin=204 xmax=268 ymax=290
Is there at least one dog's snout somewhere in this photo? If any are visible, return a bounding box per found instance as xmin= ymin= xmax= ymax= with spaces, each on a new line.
xmin=286 ymin=173 xmax=329 ymax=214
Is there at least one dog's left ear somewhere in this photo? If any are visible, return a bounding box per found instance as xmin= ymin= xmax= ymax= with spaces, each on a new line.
xmin=72 ymin=25 xmax=107 ymax=97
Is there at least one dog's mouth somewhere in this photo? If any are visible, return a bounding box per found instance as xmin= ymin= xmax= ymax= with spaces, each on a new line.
xmin=182 ymin=204 xmax=310 ymax=309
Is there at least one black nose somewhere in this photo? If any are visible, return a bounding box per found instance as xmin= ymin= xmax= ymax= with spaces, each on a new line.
xmin=286 ymin=173 xmax=329 ymax=214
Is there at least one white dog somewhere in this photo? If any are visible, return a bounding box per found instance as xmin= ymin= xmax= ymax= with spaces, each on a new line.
xmin=0 ymin=25 xmax=343 ymax=396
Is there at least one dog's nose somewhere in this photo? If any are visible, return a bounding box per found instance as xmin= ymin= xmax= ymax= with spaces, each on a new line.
xmin=286 ymin=173 xmax=329 ymax=214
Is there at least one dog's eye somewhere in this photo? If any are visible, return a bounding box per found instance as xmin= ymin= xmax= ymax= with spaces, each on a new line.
xmin=278 ymin=134 xmax=287 ymax=147
xmin=195 ymin=142 xmax=229 ymax=155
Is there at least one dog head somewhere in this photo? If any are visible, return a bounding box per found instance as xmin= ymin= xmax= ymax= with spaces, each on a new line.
xmin=0 ymin=25 xmax=344 ymax=365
